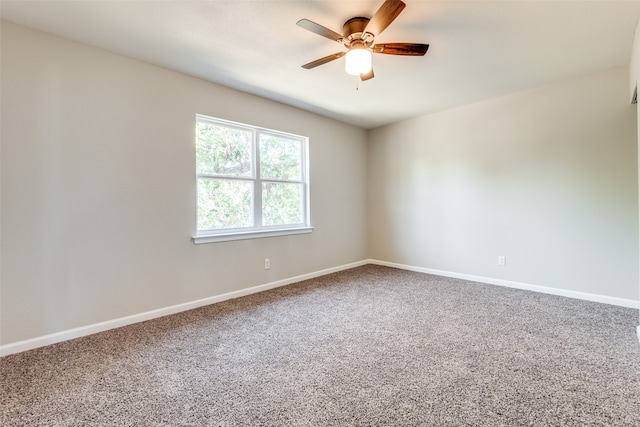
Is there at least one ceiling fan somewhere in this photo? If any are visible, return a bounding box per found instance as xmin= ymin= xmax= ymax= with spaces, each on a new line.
xmin=296 ymin=0 xmax=429 ymax=81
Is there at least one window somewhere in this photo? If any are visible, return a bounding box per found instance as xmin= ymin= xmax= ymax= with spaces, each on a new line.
xmin=193 ymin=115 xmax=311 ymax=243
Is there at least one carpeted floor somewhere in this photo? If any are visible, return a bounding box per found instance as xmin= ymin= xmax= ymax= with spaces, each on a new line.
xmin=1 ymin=265 xmax=639 ymax=426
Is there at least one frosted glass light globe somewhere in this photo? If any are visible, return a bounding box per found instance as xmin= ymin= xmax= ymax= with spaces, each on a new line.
xmin=345 ymin=48 xmax=372 ymax=76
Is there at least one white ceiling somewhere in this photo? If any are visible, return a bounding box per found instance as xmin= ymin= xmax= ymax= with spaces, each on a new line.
xmin=2 ymin=0 xmax=640 ymax=129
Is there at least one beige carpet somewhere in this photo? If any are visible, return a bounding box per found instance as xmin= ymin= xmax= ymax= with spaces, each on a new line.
xmin=2 ymin=265 xmax=639 ymax=426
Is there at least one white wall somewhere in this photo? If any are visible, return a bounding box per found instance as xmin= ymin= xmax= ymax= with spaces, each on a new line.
xmin=368 ymin=66 xmax=639 ymax=301
xmin=0 ymin=22 xmax=368 ymax=346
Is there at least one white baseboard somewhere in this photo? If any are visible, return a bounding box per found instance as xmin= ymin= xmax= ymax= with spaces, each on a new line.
xmin=3 ymin=259 xmax=638 ymax=357
xmin=0 ymin=260 xmax=368 ymax=357
xmin=368 ymin=259 xmax=640 ymax=309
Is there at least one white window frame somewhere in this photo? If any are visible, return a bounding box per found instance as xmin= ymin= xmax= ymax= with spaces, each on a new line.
xmin=193 ymin=115 xmax=312 ymax=244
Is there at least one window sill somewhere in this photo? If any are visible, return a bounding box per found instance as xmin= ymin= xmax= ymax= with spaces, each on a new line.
xmin=192 ymin=227 xmax=314 ymax=244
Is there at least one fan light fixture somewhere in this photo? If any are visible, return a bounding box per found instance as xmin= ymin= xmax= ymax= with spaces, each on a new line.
xmin=345 ymin=48 xmax=372 ymax=76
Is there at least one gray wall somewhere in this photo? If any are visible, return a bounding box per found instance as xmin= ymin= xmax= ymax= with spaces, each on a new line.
xmin=2 ymin=21 xmax=639 ymax=349
xmin=0 ymin=22 xmax=368 ymax=345
xmin=631 ymin=17 xmax=640 ymax=327
xmin=368 ymin=66 xmax=639 ymax=301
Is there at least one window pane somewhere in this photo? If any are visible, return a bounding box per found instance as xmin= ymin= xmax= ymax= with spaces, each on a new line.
xmin=198 ymin=178 xmax=253 ymax=230
xmin=196 ymin=122 xmax=253 ymax=177
xmin=262 ymin=182 xmax=303 ymax=226
xmin=259 ymin=133 xmax=301 ymax=181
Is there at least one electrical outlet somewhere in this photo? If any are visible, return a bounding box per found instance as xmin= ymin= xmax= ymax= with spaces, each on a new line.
xmin=498 ymin=255 xmax=506 ymax=266
xmin=264 ymin=258 xmax=270 ymax=270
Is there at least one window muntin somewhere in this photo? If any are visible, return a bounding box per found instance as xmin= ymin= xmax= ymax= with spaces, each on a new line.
xmin=195 ymin=115 xmax=309 ymax=239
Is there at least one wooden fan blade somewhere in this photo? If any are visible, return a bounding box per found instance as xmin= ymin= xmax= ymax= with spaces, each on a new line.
xmin=372 ymin=43 xmax=429 ymax=56
xmin=360 ymin=67 xmax=375 ymax=81
xmin=297 ymin=19 xmax=344 ymax=42
xmin=364 ymin=0 xmax=406 ymax=37
xmin=301 ymin=52 xmax=346 ymax=69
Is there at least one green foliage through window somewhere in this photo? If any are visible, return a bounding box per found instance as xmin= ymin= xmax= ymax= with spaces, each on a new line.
xmin=197 ymin=178 xmax=253 ymax=229
xmin=196 ymin=123 xmax=252 ymax=177
xmin=195 ymin=115 xmax=308 ymax=234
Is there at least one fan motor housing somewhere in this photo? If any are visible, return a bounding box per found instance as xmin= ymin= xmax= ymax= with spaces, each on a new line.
xmin=343 ymin=17 xmax=370 ymax=39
